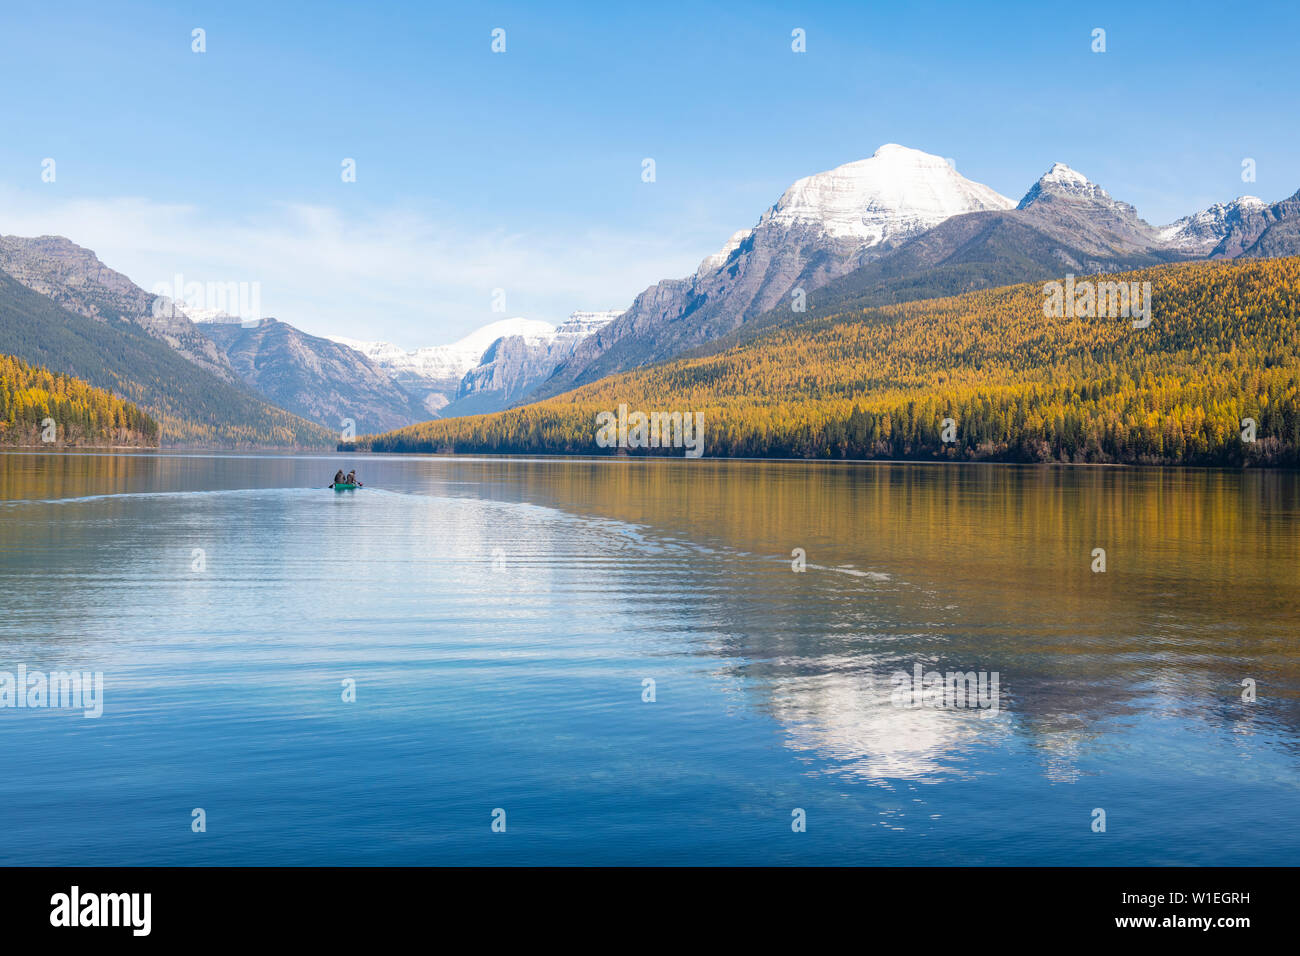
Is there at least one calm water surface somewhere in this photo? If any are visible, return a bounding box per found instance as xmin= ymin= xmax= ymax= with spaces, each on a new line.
xmin=1 ymin=452 xmax=1297 ymax=864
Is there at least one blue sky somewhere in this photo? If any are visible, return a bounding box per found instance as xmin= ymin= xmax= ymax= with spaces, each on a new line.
xmin=2 ymin=0 xmax=1297 ymax=347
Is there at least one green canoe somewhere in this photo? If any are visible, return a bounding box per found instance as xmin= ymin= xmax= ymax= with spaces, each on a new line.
xmin=331 ymin=483 xmax=360 ymax=490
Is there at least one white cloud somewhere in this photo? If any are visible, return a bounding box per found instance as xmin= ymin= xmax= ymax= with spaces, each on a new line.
xmin=0 ymin=188 xmax=712 ymax=349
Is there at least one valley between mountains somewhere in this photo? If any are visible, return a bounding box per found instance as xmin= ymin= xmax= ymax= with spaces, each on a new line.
xmin=3 ymin=144 xmax=1299 ymax=458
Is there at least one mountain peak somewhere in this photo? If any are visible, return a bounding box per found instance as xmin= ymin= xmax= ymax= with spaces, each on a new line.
xmin=453 ymin=317 xmax=557 ymax=353
xmin=1017 ymin=163 xmax=1112 ymax=209
xmin=1158 ymin=194 xmax=1278 ymax=254
xmin=870 ymin=143 xmax=932 ymax=161
xmin=761 ymin=144 xmax=1014 ymax=244
xmin=1043 ymin=161 xmax=1088 ymax=183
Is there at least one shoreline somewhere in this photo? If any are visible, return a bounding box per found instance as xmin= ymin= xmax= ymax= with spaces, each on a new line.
xmin=3 ymin=446 xmax=1295 ymax=472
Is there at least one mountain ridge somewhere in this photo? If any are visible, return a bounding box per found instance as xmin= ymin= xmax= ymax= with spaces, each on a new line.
xmin=198 ymin=318 xmax=425 ymax=435
xmin=0 ymin=268 xmax=332 ymax=446
xmin=517 ymin=155 xmax=1300 ymax=402
xmin=0 ymin=234 xmax=238 ymax=382
xmin=528 ymin=145 xmax=1017 ymax=401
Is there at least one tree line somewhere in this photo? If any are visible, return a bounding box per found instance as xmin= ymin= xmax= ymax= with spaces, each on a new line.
xmin=356 ymin=257 xmax=1300 ymax=467
xmin=0 ymin=353 xmax=159 ymax=446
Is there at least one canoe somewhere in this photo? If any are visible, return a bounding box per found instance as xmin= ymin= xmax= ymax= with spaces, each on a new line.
xmin=331 ymin=483 xmax=359 ymax=490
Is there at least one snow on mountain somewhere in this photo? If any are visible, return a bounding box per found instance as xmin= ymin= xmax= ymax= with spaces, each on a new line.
xmin=447 ymin=310 xmax=623 ymax=416
xmin=1158 ymin=196 xmax=1269 ymax=253
xmin=760 ymin=143 xmax=1015 ymax=246
xmin=1015 ymin=162 xmax=1112 ymax=208
xmin=185 ymin=306 xmax=244 ymax=324
xmin=552 ymin=310 xmax=624 ymax=337
xmin=1014 ymin=162 xmax=1149 ymax=214
xmin=696 ymin=230 xmax=753 ymax=275
xmin=1011 ymin=162 xmax=1163 ymax=257
xmin=329 ymin=314 xmax=618 ymax=417
xmin=333 ymin=317 xmax=555 ymax=380
xmin=529 ymin=145 xmax=1017 ymax=400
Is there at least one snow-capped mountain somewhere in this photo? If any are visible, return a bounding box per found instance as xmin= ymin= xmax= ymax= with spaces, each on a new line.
xmin=1156 ymin=193 xmax=1300 ymax=258
xmin=334 ymin=317 xmax=557 ymax=382
xmin=183 ymin=310 xmax=620 ymax=430
xmin=330 ymin=313 xmax=621 ymax=417
xmin=443 ymin=310 xmax=622 ymax=417
xmin=763 ymin=143 xmax=1014 ymax=244
xmin=1146 ymin=184 xmax=1300 ymax=260
xmin=1016 ymin=162 xmax=1118 ymax=209
xmin=1158 ymin=198 xmax=1267 ymax=253
xmin=529 ymin=144 xmax=1017 ymax=400
xmin=715 ymin=163 xmax=1190 ymax=352
xmin=331 ymin=317 xmax=556 ymax=415
xmin=183 ymin=305 xmax=245 ymax=325
xmin=1014 ymin=162 xmax=1165 ymax=258
xmin=17 ymin=147 xmax=1298 ymax=441
xmin=695 ymin=230 xmax=753 ymax=276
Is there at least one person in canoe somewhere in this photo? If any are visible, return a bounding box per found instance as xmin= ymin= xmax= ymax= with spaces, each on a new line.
xmin=331 ymin=469 xmax=362 ymax=489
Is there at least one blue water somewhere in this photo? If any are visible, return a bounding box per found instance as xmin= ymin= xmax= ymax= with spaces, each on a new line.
xmin=0 ymin=452 xmax=1297 ymax=864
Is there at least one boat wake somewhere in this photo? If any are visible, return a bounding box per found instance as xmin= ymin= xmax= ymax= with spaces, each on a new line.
xmin=0 ymin=486 xmax=326 ymax=508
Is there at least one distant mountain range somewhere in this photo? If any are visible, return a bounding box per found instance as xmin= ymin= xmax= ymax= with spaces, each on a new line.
xmin=358 ymin=256 xmax=1300 ymax=467
xmin=193 ymin=310 xmax=623 ymax=431
xmin=529 ymin=145 xmax=1016 ymax=400
xmin=0 ymin=228 xmax=619 ymax=440
xmin=1161 ymin=190 xmax=1300 ymax=258
xmin=198 ymin=317 xmax=423 ymax=435
xmin=0 ymin=258 xmax=331 ymax=447
xmin=326 ymin=314 xmax=620 ymax=418
xmin=521 ymin=145 xmax=1300 ymax=401
xmin=3 ymin=143 xmax=1299 ymax=448
xmin=447 ymin=311 xmax=623 ymax=416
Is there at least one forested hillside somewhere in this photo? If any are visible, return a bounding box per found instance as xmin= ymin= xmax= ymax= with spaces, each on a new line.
xmin=0 ymin=353 xmax=158 ymax=446
xmin=0 ymin=269 xmax=333 ymax=447
xmin=357 ymin=257 xmax=1300 ymax=466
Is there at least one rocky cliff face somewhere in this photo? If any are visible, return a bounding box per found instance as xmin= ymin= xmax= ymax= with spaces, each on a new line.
xmin=1157 ymin=190 xmax=1300 ymax=258
xmin=1158 ymin=197 xmax=1270 ymax=255
xmin=634 ymin=164 xmax=1226 ymax=362
xmin=199 ymin=318 xmax=423 ymax=436
xmin=1014 ymin=163 xmax=1167 ymax=259
xmin=331 ymin=317 xmax=558 ymax=416
xmin=527 ymin=145 xmax=1015 ymax=400
xmin=0 ymin=235 xmax=237 ymax=383
xmin=447 ymin=310 xmax=621 ymax=416
xmin=529 ymin=158 xmax=1300 ymax=406
xmin=1239 ymin=197 xmax=1300 ymax=258
xmin=1215 ymin=190 xmax=1300 ymax=258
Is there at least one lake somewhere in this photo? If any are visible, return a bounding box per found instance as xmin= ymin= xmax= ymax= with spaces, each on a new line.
xmin=1 ymin=451 xmax=1297 ymax=865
